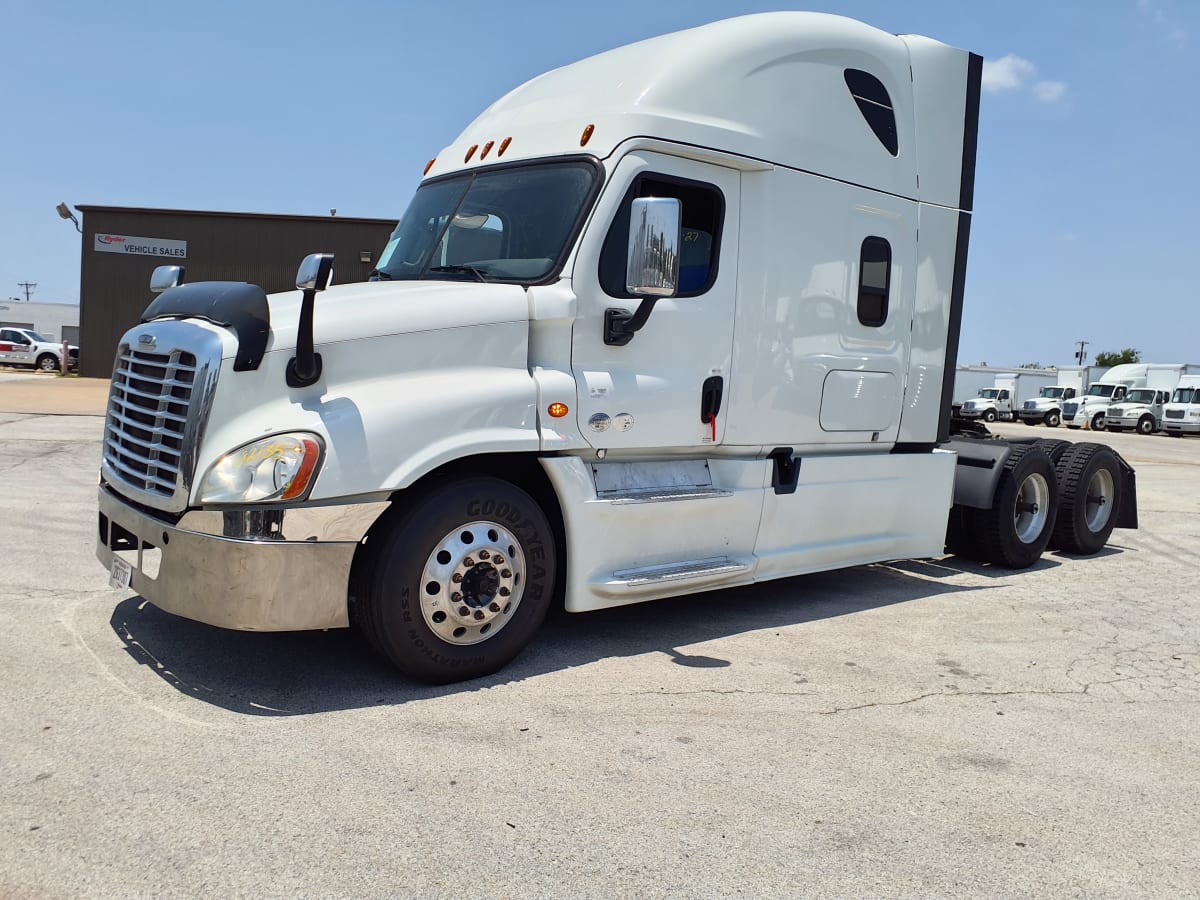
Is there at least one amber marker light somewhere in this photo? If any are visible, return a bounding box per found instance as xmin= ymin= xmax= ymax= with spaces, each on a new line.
xmin=498 ymin=136 xmax=512 ymax=156
xmin=480 ymin=140 xmax=495 ymax=159
xmin=280 ymin=438 xmax=322 ymax=501
xmin=548 ymin=402 xmax=569 ymax=418
xmin=464 ymin=144 xmax=479 ymax=163
xmin=423 ymin=158 xmax=436 ymax=175
xmin=580 ymin=124 xmax=595 ymax=146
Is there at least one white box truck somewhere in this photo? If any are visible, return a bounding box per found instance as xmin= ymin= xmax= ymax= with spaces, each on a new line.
xmin=1163 ymin=375 xmax=1200 ymax=436
xmin=1016 ymin=366 xmax=1104 ymax=427
xmin=958 ymin=371 xmax=1055 ymax=422
xmin=95 ymin=13 xmax=1138 ymax=683
xmin=1064 ymin=364 xmax=1200 ymax=431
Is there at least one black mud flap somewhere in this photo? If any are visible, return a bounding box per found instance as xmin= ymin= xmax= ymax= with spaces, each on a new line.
xmin=1116 ymin=457 xmax=1138 ymax=530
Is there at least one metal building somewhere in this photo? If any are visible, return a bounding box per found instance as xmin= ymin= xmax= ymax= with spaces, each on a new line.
xmin=75 ymin=206 xmax=397 ymax=378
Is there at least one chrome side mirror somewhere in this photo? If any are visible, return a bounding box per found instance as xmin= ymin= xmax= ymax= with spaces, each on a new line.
xmin=625 ymin=197 xmax=681 ymax=298
xmin=150 ymin=265 xmax=185 ymax=293
xmin=296 ymin=253 xmax=334 ymax=292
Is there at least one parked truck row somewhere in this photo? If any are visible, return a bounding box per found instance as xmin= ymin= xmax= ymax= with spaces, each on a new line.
xmin=1063 ymin=364 xmax=1200 ymax=433
xmin=95 ymin=13 xmax=1141 ymax=683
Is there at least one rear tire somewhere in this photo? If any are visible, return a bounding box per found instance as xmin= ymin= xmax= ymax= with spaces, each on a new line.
xmin=1051 ymin=443 xmax=1122 ymax=555
xmin=1136 ymin=415 xmax=1155 ymax=435
xmin=965 ymin=446 xmax=1057 ymax=568
xmin=362 ymin=477 xmax=557 ymax=683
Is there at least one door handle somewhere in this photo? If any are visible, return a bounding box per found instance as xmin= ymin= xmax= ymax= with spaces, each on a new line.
xmin=701 ymin=375 xmax=724 ymax=425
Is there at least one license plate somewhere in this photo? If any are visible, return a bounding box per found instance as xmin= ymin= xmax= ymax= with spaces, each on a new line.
xmin=109 ymin=557 xmax=133 ymax=590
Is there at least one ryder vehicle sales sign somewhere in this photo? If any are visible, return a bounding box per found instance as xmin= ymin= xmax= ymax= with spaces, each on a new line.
xmin=94 ymin=233 xmax=187 ymax=259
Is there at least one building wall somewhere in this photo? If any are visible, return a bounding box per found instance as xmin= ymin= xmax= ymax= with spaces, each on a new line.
xmin=75 ymin=207 xmax=397 ymax=378
xmin=0 ymin=301 xmax=80 ymax=342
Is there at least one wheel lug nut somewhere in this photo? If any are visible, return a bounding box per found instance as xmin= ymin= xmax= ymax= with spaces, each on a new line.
xmin=459 ymin=606 xmax=470 ymax=617
xmin=464 ymin=557 xmax=475 ymax=567
xmin=493 ymin=555 xmax=504 ymax=565
xmin=452 ymin=573 xmax=463 ymax=583
xmin=473 ymin=610 xmax=485 ymax=620
xmin=499 ymin=587 xmax=510 ymax=597
xmin=479 ymin=549 xmax=490 ymax=560
xmin=489 ymin=602 xmax=501 ymax=613
xmin=500 ymin=569 xmax=512 ymax=578
xmin=451 ymin=592 xmax=462 ymax=602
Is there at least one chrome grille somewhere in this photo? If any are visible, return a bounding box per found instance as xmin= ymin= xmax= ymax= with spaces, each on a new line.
xmin=103 ymin=348 xmax=198 ymax=498
xmin=1063 ymin=402 xmax=1079 ymax=417
xmin=1166 ymin=409 xmax=1185 ymax=419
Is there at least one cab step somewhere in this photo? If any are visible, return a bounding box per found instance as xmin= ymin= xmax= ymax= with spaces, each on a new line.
xmin=595 ymin=557 xmax=752 ymax=595
xmin=601 ymin=486 xmax=733 ymax=505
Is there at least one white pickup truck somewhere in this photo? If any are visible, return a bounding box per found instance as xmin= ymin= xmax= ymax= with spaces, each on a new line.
xmin=0 ymin=327 xmax=78 ymax=372
xmin=95 ymin=12 xmax=1138 ymax=683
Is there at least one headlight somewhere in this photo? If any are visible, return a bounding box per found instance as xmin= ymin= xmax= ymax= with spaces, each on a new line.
xmin=197 ymin=432 xmax=324 ymax=504
xmin=1189 ymin=410 xmax=1200 ymax=418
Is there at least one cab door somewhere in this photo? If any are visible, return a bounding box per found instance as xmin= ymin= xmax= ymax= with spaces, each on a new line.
xmin=570 ymin=152 xmax=740 ymax=450
xmin=0 ymin=329 xmax=32 ymax=366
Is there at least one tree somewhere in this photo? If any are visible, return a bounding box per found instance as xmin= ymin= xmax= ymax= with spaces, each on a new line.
xmin=1094 ymin=348 xmax=1141 ymax=367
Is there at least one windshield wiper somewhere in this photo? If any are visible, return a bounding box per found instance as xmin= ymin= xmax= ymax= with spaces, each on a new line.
xmin=367 ymin=269 xmax=392 ymax=281
xmin=427 ymin=264 xmax=489 ymax=283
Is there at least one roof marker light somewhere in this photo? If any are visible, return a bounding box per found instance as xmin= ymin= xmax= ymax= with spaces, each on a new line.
xmin=464 ymin=144 xmax=479 ymax=163
xmin=480 ymin=140 xmax=495 ymax=159
xmin=580 ymin=124 xmax=595 ymax=147
xmin=423 ymin=158 xmax=436 ymax=175
xmin=498 ymin=137 xmax=512 ymax=156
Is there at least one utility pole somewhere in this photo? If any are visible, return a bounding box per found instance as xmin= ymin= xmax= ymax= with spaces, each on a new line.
xmin=17 ymin=282 xmax=36 ymax=302
xmin=1074 ymin=340 xmax=1089 ymax=365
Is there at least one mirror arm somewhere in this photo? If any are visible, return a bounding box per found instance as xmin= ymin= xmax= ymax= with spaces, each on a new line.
xmin=286 ymin=289 xmax=323 ymax=387
xmin=604 ymin=298 xmax=659 ymax=347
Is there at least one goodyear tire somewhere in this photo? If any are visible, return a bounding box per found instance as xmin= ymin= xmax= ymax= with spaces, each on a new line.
xmin=1136 ymin=415 xmax=1155 ymax=435
xmin=965 ymin=445 xmax=1057 ymax=568
xmin=1045 ymin=411 xmax=1061 ymax=427
xmin=1051 ymin=443 xmax=1122 ymax=555
xmin=362 ymin=477 xmax=556 ymax=683
xmin=1029 ymin=438 xmax=1071 ymax=465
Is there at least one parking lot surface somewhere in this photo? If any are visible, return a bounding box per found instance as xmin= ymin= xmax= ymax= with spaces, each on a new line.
xmin=1 ymin=412 xmax=1197 ymax=897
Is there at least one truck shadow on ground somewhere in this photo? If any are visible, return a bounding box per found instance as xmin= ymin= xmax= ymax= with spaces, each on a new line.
xmin=109 ymin=561 xmax=995 ymax=717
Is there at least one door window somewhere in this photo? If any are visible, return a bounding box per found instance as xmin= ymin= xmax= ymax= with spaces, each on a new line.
xmin=598 ymin=175 xmax=724 ymax=298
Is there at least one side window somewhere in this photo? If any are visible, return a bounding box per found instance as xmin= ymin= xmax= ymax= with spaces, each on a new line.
xmin=857 ymin=236 xmax=891 ymax=327
xmin=599 ymin=174 xmax=724 ymax=298
xmin=844 ymin=69 xmax=898 ymax=156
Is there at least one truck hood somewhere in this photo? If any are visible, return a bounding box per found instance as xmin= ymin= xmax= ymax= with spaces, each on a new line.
xmin=261 ymin=280 xmax=530 ymax=354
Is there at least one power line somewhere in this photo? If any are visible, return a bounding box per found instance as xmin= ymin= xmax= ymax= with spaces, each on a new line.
xmin=16 ymin=282 xmax=36 ymax=302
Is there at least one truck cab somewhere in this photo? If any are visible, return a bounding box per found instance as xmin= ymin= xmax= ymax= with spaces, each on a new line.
xmin=1104 ymin=389 xmax=1170 ymax=434
xmin=1017 ymin=385 xmax=1076 ymax=427
xmin=1163 ymin=375 xmax=1200 ymax=436
xmin=959 ymin=386 xmax=1011 ymax=422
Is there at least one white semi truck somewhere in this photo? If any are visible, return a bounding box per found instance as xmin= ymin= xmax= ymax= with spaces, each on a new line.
xmin=958 ymin=372 xmax=1055 ymax=423
xmin=1064 ymin=364 xmax=1200 ymax=431
xmin=1163 ymin=375 xmax=1200 ymax=436
xmin=95 ymin=13 xmax=1138 ymax=683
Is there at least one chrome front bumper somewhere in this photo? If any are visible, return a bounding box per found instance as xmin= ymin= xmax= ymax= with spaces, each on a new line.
xmin=97 ymin=486 xmax=389 ymax=631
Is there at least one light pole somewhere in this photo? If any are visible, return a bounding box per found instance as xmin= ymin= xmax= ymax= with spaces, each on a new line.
xmin=56 ymin=202 xmax=82 ymax=234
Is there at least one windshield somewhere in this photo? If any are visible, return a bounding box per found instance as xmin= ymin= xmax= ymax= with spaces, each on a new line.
xmin=23 ymin=330 xmax=49 ymax=341
xmin=1087 ymin=384 xmax=1116 ymax=397
xmin=1125 ymin=389 xmax=1155 ymax=404
xmin=978 ymin=389 xmax=999 ymax=399
xmin=1038 ymin=387 xmax=1065 ymax=399
xmin=1172 ymin=387 xmax=1199 ymax=404
xmin=372 ymin=160 xmax=600 ymax=284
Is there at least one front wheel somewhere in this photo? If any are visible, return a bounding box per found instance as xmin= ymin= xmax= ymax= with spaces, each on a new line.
xmin=360 ymin=477 xmax=557 ymax=683
xmin=982 ymin=409 xmax=997 ymax=423
xmin=1091 ymin=413 xmax=1107 ymax=432
xmin=36 ymin=354 xmax=60 ymax=372
xmin=1045 ymin=411 xmax=1061 ymax=428
xmin=1136 ymin=415 xmax=1155 ymax=435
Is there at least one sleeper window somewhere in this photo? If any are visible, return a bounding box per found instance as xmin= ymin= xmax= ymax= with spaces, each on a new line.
xmin=858 ymin=237 xmax=892 ymax=327
xmin=599 ymin=175 xmax=724 ymax=298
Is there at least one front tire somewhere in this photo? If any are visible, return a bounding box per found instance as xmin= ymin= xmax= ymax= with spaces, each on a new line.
xmin=1045 ymin=411 xmax=1061 ymax=428
xmin=361 ymin=477 xmax=557 ymax=683
xmin=1136 ymin=415 xmax=1155 ymax=435
xmin=965 ymin=445 xmax=1057 ymax=568
xmin=982 ymin=409 xmax=997 ymax=423
xmin=36 ymin=354 xmax=60 ymax=372
xmin=1090 ymin=413 xmax=1106 ymax=431
xmin=1051 ymin=443 xmax=1121 ymax=555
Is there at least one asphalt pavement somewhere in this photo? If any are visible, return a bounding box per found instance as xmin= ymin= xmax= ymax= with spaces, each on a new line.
xmin=1 ymin=412 xmax=1197 ymax=897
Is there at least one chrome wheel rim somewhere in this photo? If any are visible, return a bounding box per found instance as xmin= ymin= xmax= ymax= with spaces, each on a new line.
xmin=1084 ymin=469 xmax=1115 ymax=532
xmin=419 ymin=520 xmax=525 ymax=646
xmin=1014 ymin=473 xmax=1050 ymax=543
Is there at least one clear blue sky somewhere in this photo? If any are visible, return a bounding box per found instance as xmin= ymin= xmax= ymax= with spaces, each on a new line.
xmin=2 ymin=0 xmax=1194 ymax=367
